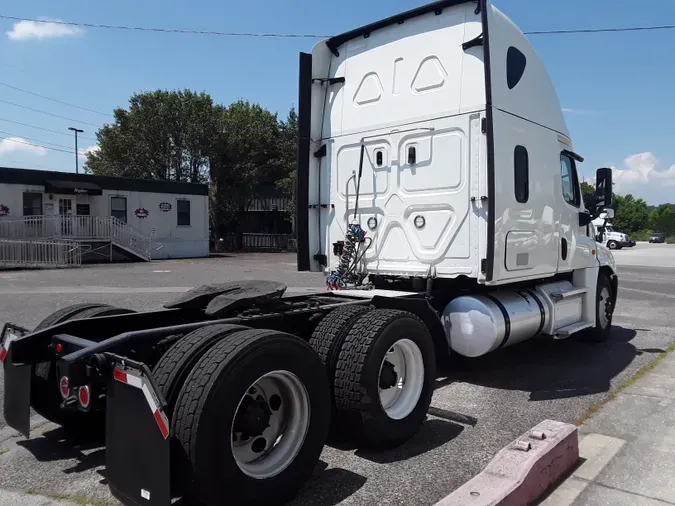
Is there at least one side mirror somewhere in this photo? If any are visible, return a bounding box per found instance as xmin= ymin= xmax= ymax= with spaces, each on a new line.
xmin=595 ymin=168 xmax=613 ymax=212
xmin=579 ymin=212 xmax=592 ymax=227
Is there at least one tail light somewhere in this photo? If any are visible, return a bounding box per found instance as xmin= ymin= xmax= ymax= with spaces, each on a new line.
xmin=59 ymin=376 xmax=70 ymax=399
xmin=78 ymin=386 xmax=91 ymax=409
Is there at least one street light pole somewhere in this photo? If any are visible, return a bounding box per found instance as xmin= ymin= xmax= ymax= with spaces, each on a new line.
xmin=68 ymin=127 xmax=84 ymax=174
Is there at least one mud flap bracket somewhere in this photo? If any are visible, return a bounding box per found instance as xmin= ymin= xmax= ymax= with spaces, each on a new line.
xmin=105 ymin=355 xmax=171 ymax=506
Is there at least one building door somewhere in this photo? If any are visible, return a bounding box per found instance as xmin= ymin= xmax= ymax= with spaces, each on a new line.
xmin=76 ymin=204 xmax=91 ymax=236
xmin=59 ymin=198 xmax=73 ymax=235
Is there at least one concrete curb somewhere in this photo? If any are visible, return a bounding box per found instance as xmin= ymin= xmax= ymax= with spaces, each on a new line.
xmin=435 ymin=420 xmax=579 ymax=506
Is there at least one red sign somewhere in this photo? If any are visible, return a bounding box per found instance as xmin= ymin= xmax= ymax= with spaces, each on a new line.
xmin=135 ymin=208 xmax=149 ymax=219
xmin=0 ymin=204 xmax=8 ymax=217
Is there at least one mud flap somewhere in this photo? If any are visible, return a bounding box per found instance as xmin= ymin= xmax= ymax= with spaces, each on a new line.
xmin=1 ymin=324 xmax=31 ymax=438
xmin=105 ymin=357 xmax=171 ymax=506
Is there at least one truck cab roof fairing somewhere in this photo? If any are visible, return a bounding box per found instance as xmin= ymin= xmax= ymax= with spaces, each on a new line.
xmin=485 ymin=3 xmax=571 ymax=139
xmin=325 ymin=0 xmax=478 ymax=57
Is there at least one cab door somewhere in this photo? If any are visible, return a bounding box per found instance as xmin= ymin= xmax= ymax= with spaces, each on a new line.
xmin=557 ymin=150 xmax=594 ymax=272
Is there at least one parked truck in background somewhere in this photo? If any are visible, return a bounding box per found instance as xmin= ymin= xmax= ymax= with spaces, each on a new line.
xmin=592 ymin=211 xmax=634 ymax=249
xmin=0 ymin=2 xmax=619 ymax=505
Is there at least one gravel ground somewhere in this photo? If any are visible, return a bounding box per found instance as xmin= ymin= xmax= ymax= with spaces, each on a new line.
xmin=0 ymin=245 xmax=673 ymax=505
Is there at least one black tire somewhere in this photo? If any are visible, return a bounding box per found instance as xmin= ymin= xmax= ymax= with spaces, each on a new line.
xmin=172 ymin=329 xmax=331 ymax=506
xmin=31 ymin=304 xmax=135 ymax=429
xmin=152 ymin=324 xmax=247 ymax=417
xmin=308 ymin=305 xmax=372 ymax=396
xmin=607 ymin=240 xmax=618 ymax=250
xmin=333 ymin=309 xmax=436 ymax=449
xmin=582 ymin=274 xmax=615 ymax=342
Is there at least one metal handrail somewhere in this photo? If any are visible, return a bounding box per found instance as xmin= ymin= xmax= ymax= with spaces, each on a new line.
xmin=0 ymin=215 xmax=151 ymax=261
xmin=0 ymin=238 xmax=82 ymax=269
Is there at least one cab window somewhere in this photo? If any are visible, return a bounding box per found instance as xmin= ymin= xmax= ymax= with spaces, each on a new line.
xmin=560 ymin=154 xmax=580 ymax=207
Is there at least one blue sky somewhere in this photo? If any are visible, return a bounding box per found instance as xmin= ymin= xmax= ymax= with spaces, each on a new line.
xmin=1 ymin=0 xmax=674 ymax=204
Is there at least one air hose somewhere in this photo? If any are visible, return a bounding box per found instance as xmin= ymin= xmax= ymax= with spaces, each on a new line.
xmin=327 ymin=143 xmax=370 ymax=290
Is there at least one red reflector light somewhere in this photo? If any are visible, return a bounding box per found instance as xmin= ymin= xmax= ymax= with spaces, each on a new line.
xmin=153 ymin=410 xmax=170 ymax=439
xmin=0 ymin=348 xmax=7 ymax=363
xmin=55 ymin=343 xmax=63 ymax=354
xmin=59 ymin=376 xmax=70 ymax=399
xmin=78 ymin=386 xmax=91 ymax=408
xmin=113 ymin=369 xmax=127 ymax=383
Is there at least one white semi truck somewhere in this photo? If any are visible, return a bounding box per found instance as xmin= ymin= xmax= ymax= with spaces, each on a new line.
xmin=0 ymin=2 xmax=618 ymax=506
xmin=592 ymin=210 xmax=633 ymax=249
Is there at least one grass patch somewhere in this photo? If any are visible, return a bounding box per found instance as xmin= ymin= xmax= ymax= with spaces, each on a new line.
xmin=575 ymin=341 xmax=675 ymax=426
xmin=0 ymin=448 xmax=8 ymax=456
xmin=24 ymin=489 xmax=111 ymax=506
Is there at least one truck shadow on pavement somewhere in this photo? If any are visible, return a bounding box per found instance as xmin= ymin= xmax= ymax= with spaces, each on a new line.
xmin=448 ymin=326 xmax=641 ymax=401
xmin=166 ymin=460 xmax=368 ymax=506
xmin=16 ymin=426 xmax=105 ymax=474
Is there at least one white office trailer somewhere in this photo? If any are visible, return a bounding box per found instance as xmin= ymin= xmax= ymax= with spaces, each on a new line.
xmin=0 ymin=167 xmax=209 ymax=261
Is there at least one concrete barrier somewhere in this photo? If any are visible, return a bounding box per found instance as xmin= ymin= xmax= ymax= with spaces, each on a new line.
xmin=435 ymin=420 xmax=579 ymax=506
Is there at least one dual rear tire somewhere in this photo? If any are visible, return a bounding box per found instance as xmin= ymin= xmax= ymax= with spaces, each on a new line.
xmin=157 ymin=306 xmax=435 ymax=504
xmin=309 ymin=306 xmax=436 ymax=449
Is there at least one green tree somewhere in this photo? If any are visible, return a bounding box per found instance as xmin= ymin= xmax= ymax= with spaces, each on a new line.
xmin=648 ymin=205 xmax=675 ymax=235
xmin=276 ymin=107 xmax=298 ymax=219
xmin=209 ymin=100 xmax=287 ymax=237
xmin=580 ymin=181 xmax=595 ymax=212
xmin=612 ymin=194 xmax=649 ymax=234
xmin=85 ymin=91 xmax=298 ymax=240
xmin=85 ymin=89 xmax=216 ymax=183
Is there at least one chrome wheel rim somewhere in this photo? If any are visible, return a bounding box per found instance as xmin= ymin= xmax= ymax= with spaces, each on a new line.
xmin=231 ymin=370 xmax=310 ymax=479
xmin=378 ymin=339 xmax=425 ymax=420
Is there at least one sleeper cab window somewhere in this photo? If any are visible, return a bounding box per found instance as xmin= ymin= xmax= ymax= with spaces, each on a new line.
xmin=177 ymin=199 xmax=191 ymax=226
xmin=514 ymin=145 xmax=529 ymax=203
xmin=560 ymin=154 xmax=580 ymax=207
xmin=507 ymin=47 xmax=527 ymax=90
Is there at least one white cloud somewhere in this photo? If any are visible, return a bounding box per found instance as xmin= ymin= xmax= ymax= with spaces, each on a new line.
xmin=0 ymin=137 xmax=47 ymax=156
xmin=7 ymin=18 xmax=83 ymax=41
xmin=612 ymin=153 xmax=675 ymax=189
xmin=78 ymin=145 xmax=99 ymax=158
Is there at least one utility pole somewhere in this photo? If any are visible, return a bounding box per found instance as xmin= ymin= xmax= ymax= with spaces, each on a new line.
xmin=68 ymin=127 xmax=84 ymax=174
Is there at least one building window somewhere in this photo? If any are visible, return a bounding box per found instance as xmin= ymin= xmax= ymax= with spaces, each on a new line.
xmin=514 ymin=145 xmax=529 ymax=203
xmin=507 ymin=46 xmax=527 ymax=90
xmin=560 ymin=154 xmax=580 ymax=207
xmin=111 ymin=196 xmax=127 ymax=223
xmin=177 ymin=199 xmax=191 ymax=226
xmin=22 ymin=192 xmax=42 ymax=216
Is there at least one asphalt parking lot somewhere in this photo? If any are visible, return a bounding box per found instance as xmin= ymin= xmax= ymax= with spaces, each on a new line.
xmin=0 ymin=243 xmax=673 ymax=505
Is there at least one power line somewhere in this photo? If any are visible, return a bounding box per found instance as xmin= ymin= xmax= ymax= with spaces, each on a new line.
xmin=524 ymin=25 xmax=675 ymax=35
xmin=2 ymin=14 xmax=675 ymax=38
xmin=0 ymin=81 xmax=112 ymax=117
xmin=0 ymin=135 xmax=75 ymax=155
xmin=0 ymin=117 xmax=97 ymax=142
xmin=0 ymin=99 xmax=103 ymax=128
xmin=0 ymin=129 xmax=76 ymax=151
xmin=0 ymin=15 xmax=330 ymax=38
